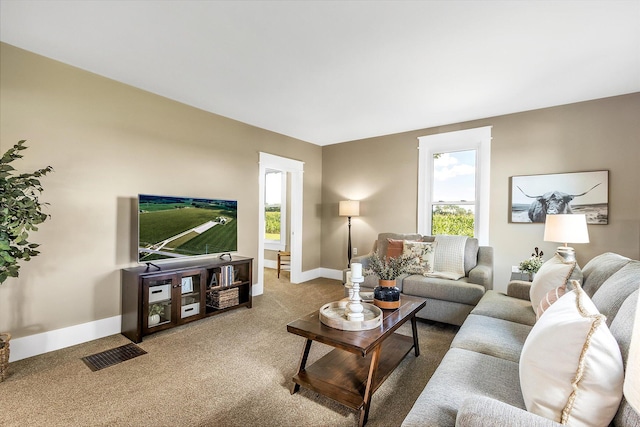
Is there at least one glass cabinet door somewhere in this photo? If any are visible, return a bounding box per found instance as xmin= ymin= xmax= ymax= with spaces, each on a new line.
xmin=146 ymin=276 xmax=173 ymax=328
xmin=179 ymin=271 xmax=202 ymax=320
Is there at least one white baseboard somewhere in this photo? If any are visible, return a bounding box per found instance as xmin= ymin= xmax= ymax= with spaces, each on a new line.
xmin=293 ymin=268 xmax=344 ymax=283
xmin=9 ymin=315 xmax=122 ymax=362
xmin=264 ymin=259 xmax=277 ymax=269
xmin=252 ymin=281 xmax=264 ymax=296
xmin=319 ymin=268 xmax=345 ymax=281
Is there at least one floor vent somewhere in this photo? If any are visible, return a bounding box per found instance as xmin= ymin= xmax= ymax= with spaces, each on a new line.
xmin=81 ymin=343 xmax=147 ymax=371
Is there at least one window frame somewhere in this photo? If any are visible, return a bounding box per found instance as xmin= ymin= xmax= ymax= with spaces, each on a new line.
xmin=417 ymin=126 xmax=491 ymax=245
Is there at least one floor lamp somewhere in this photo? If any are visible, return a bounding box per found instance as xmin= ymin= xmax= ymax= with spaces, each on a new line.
xmin=339 ymin=200 xmax=360 ymax=268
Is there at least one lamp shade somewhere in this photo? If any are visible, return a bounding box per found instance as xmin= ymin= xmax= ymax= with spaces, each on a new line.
xmin=339 ymin=200 xmax=360 ymax=217
xmin=543 ymin=214 xmax=589 ymax=244
xmin=624 ymin=294 xmax=640 ymax=412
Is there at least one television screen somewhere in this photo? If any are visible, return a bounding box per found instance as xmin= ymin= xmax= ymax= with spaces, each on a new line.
xmin=138 ymin=194 xmax=237 ymax=263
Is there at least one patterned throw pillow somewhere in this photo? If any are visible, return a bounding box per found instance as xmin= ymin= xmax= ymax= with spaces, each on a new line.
xmin=403 ymin=241 xmax=437 ymax=274
xmin=536 ymin=284 xmax=567 ymax=320
xmin=520 ymin=280 xmax=624 ymax=427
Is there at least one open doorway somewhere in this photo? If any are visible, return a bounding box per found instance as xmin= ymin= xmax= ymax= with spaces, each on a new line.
xmin=256 ymin=152 xmax=303 ymax=295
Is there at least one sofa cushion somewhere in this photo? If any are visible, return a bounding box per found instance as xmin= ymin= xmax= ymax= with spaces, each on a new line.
xmin=403 ymin=240 xmax=436 ymax=274
xmin=402 ymin=276 xmax=485 ymax=305
xmin=519 ymin=283 xmax=624 ymax=426
xmin=591 ymin=261 xmax=640 ymax=327
xmin=450 ymin=314 xmax=532 ymax=363
xmin=402 ymin=348 xmax=525 ymax=427
xmin=529 ymin=253 xmax=581 ymax=310
xmin=471 ymin=290 xmax=537 ymax=326
xmin=610 ymin=290 xmax=640 ymax=427
xmin=581 ymin=252 xmax=631 ymax=297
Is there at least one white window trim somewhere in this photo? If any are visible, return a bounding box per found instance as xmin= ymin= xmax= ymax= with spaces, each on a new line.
xmin=264 ymin=169 xmax=287 ymax=252
xmin=418 ymin=126 xmax=492 ymax=245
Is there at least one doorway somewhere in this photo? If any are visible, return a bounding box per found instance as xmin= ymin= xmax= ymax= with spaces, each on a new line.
xmin=257 ymin=152 xmax=304 ymax=295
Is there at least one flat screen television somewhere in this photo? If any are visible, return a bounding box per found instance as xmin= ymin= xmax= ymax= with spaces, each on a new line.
xmin=138 ymin=194 xmax=237 ymax=263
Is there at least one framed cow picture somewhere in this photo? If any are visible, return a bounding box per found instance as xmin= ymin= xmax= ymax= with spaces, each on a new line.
xmin=510 ymin=170 xmax=608 ymax=224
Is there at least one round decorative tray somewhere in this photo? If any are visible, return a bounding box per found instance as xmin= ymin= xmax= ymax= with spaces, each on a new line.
xmin=319 ymin=300 xmax=383 ymax=331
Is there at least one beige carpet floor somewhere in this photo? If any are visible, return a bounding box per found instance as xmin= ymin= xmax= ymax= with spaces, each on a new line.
xmin=0 ymin=269 xmax=458 ymax=426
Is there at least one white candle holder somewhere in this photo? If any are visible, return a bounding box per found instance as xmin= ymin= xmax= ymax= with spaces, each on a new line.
xmin=347 ymin=272 xmax=365 ymax=322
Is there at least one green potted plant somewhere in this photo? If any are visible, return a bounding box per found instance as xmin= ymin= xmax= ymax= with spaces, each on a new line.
xmin=1 ymin=140 xmax=53 ymax=284
xmin=0 ymin=140 xmax=52 ymax=381
xmin=518 ymin=247 xmax=544 ymax=281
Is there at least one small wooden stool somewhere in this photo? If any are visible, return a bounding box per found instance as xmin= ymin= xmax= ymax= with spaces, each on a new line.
xmin=277 ymin=251 xmax=291 ymax=278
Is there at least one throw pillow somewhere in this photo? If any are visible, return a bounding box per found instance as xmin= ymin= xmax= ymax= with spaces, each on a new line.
xmin=403 ymin=240 xmax=437 ymax=274
xmin=529 ymin=253 xmax=580 ymax=311
xmin=520 ymin=281 xmax=624 ymax=427
xmin=536 ymin=284 xmax=567 ymax=320
xmin=431 ymin=235 xmax=467 ymax=280
xmin=386 ymin=238 xmax=419 ymax=260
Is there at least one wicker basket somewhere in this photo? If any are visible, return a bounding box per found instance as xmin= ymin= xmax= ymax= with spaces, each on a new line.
xmin=208 ymin=287 xmax=239 ymax=309
xmin=0 ymin=332 xmax=10 ymax=382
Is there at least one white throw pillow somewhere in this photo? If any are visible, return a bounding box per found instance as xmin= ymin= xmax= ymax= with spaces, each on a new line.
xmin=403 ymin=241 xmax=436 ymax=274
xmin=520 ymin=280 xmax=624 ymax=427
xmin=529 ymin=253 xmax=578 ymax=310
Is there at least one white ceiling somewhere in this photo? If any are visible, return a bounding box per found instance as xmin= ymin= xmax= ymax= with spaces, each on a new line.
xmin=1 ymin=1 xmax=639 ymax=146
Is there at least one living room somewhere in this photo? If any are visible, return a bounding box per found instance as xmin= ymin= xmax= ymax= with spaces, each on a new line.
xmin=1 ymin=2 xmax=639 ymax=426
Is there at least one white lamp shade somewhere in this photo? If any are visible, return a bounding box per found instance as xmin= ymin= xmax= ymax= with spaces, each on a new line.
xmin=624 ymin=294 xmax=640 ymax=412
xmin=339 ymin=200 xmax=360 ymax=217
xmin=543 ymin=214 xmax=589 ymax=244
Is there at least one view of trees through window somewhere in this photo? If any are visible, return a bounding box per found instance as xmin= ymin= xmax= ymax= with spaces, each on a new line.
xmin=431 ymin=150 xmax=476 ymax=237
xmin=265 ymin=170 xmax=283 ymax=242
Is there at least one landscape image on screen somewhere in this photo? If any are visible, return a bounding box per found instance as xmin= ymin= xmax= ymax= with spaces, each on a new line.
xmin=138 ymin=194 xmax=238 ymax=262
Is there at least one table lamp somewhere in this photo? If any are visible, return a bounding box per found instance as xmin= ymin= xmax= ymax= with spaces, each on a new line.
xmin=543 ymin=214 xmax=589 ymax=261
xmin=339 ymin=200 xmax=360 ymax=268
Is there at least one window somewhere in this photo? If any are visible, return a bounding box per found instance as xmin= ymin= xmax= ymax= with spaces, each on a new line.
xmin=432 ymin=150 xmax=476 ymax=237
xmin=264 ymin=169 xmax=287 ymax=251
xmin=418 ymin=127 xmax=491 ymax=245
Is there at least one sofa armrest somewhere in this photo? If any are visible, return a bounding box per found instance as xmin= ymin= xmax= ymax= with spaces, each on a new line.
xmin=507 ymin=280 xmax=532 ymax=301
xmin=455 ymin=396 xmax=561 ymax=427
xmin=468 ymin=246 xmax=493 ymax=289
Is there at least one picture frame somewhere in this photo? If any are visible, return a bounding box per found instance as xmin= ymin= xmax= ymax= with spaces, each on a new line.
xmin=510 ymin=170 xmax=608 ymax=224
xmin=181 ymin=276 xmax=194 ymax=293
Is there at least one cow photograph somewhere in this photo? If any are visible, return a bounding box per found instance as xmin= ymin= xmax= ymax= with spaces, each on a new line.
xmin=511 ymin=170 xmax=608 ymax=224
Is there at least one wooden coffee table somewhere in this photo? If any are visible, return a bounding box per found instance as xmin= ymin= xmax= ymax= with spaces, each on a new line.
xmin=287 ymin=295 xmax=426 ymax=426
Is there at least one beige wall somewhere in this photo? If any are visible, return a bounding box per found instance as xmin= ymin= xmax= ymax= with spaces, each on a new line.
xmin=3 ymin=40 xmax=639 ymax=343
xmin=0 ymin=43 xmax=322 ymax=338
xmin=322 ymin=93 xmax=640 ymax=291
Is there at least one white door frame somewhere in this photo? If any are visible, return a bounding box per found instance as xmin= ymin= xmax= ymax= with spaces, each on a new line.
xmin=257 ymin=152 xmax=304 ymax=292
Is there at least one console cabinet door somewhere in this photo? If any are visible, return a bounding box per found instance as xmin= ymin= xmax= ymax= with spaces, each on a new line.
xmin=175 ymin=269 xmax=206 ymax=325
xmin=143 ymin=273 xmax=177 ymax=334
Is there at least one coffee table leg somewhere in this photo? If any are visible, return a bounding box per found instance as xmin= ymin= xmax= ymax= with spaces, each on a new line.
xmin=359 ymin=345 xmax=382 ymax=427
xmin=291 ymin=338 xmax=313 ymax=394
xmin=411 ymin=316 xmax=420 ymax=357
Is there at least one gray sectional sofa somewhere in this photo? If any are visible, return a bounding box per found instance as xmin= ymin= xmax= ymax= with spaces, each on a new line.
xmin=348 ymin=232 xmax=493 ymax=325
xmin=402 ymin=252 xmax=640 ymax=427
